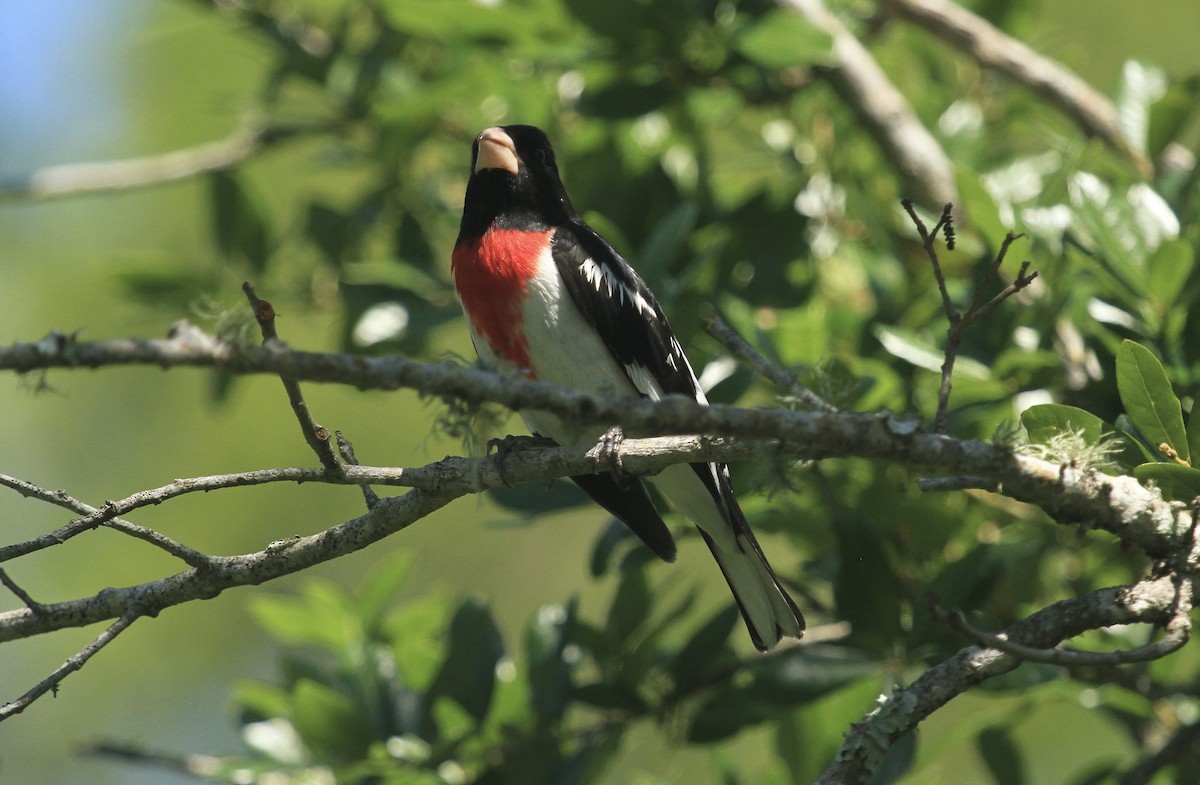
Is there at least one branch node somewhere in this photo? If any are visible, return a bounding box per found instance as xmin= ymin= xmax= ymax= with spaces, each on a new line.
xmin=0 ymin=568 xmax=45 ymax=614
xmin=336 ymin=431 xmax=380 ymax=509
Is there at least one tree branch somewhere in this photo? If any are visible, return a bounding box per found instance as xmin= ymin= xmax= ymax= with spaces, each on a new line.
xmin=929 ymin=578 xmax=1191 ymax=666
xmin=882 ymin=0 xmax=1153 ymax=178
xmin=1 ymin=324 xmax=1187 ymax=560
xmin=0 ymin=123 xmax=322 ymax=202
xmin=0 ymin=472 xmax=213 ymax=567
xmin=243 ymin=283 xmax=344 ymax=475
xmin=0 ymin=612 xmax=139 ymax=720
xmin=901 ymin=202 xmax=1038 ymax=431
xmin=816 ymin=575 xmax=1182 ymax=784
xmin=0 ymin=487 xmax=455 ymax=651
xmin=0 ymin=435 xmax=761 ymax=565
xmin=705 ymin=315 xmax=838 ymax=412
xmin=779 ymin=0 xmax=960 ymax=210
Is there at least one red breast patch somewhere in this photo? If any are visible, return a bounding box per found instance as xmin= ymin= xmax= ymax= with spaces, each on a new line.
xmin=452 ymin=228 xmax=554 ymax=374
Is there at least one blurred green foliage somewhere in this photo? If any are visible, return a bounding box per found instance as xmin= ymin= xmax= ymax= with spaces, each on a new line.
xmin=13 ymin=0 xmax=1200 ymax=782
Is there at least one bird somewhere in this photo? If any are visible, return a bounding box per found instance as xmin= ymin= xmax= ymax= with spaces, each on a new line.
xmin=451 ymin=124 xmax=805 ymax=651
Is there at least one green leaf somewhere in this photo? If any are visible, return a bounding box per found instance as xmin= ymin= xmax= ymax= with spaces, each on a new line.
xmin=386 ymin=593 xmax=450 ymax=692
xmin=249 ymin=584 xmax=357 ymax=651
xmin=834 ymin=516 xmax=903 ymax=653
xmin=487 ymin=480 xmax=590 ymax=514
xmin=1148 ymin=76 xmax=1200 ymax=160
xmin=775 ymin=712 xmax=807 ymax=785
xmin=289 ymin=678 xmax=373 ymax=761
xmin=589 ymin=519 xmax=631 ymax=577
xmin=1114 ymin=60 xmax=1167 ymax=155
xmin=563 ymin=0 xmax=647 ymax=42
xmin=1189 ymin=404 xmax=1200 ymax=468
xmin=357 ymin=552 xmax=416 ymax=633
xmin=672 ymin=605 xmax=739 ymax=692
xmin=1020 ymin=403 xmax=1144 ymax=471
xmin=926 ymin=543 xmax=1010 ymax=611
xmin=526 ymin=601 xmax=576 ymax=723
xmin=1068 ymin=173 xmax=1148 ymax=298
xmin=1116 ymin=340 xmax=1188 ymax=464
xmin=955 ymin=165 xmax=1009 ymax=249
xmin=581 ymin=78 xmax=678 ymax=119
xmin=234 ymin=682 xmax=291 ymax=724
xmin=637 ymin=200 xmax=699 ymax=278
xmin=306 ymin=202 xmax=352 ymax=265
xmin=874 ymin=325 xmax=991 ymax=380
xmin=1145 ymin=238 xmax=1195 ymax=312
xmin=1133 ymin=464 xmax=1200 ymax=501
xmin=734 ymin=9 xmax=834 ymax=70
xmin=396 ymin=210 xmax=436 ymax=271
xmin=1114 ymin=414 xmax=1159 ymax=464
xmin=977 ymin=725 xmax=1028 ymax=785
xmin=605 ymin=565 xmax=651 ymax=644
xmin=426 ymin=598 xmax=504 ymax=725
xmin=114 ymin=253 xmax=216 ymax=309
xmin=688 ymin=687 xmax=772 ymax=743
xmin=210 ymin=170 xmax=272 ymax=272
xmin=378 ymin=0 xmax=545 ymax=42
xmin=1021 ymin=404 xmax=1109 ymax=444
xmin=573 ymin=682 xmax=648 ymax=712
xmin=981 ymin=662 xmax=1064 ymax=692
xmin=744 ymin=645 xmax=877 ymax=706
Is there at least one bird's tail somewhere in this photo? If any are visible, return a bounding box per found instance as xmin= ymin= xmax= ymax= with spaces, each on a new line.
xmin=653 ymin=464 xmax=805 ymax=651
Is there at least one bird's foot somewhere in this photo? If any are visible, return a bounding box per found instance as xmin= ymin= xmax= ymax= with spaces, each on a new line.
xmin=592 ymin=426 xmax=632 ymax=490
xmin=487 ymin=433 xmax=556 ymax=486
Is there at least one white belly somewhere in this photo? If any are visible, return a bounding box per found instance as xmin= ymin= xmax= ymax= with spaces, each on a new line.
xmin=466 ymin=244 xmax=638 ymax=445
xmin=521 ymin=246 xmax=640 ymax=443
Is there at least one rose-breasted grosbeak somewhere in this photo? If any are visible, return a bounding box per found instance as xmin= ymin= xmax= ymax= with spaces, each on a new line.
xmin=452 ymin=125 xmax=804 ymax=651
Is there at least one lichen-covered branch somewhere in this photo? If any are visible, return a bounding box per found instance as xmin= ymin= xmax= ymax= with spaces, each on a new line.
xmin=816 ymin=575 xmax=1182 ymax=784
xmin=1 ymin=324 xmax=1188 ymax=559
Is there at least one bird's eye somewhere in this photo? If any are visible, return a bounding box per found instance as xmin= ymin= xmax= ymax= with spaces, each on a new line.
xmin=534 ymin=147 xmax=548 ymax=165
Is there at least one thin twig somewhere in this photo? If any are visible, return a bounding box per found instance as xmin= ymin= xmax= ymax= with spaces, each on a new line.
xmin=0 ymin=473 xmax=213 ymax=567
xmin=959 ymin=236 xmax=1032 ymax=329
xmin=928 ymin=581 xmax=1192 ymax=666
xmin=0 ymin=568 xmax=43 ymax=612
xmin=0 ymin=612 xmax=139 ymax=720
xmin=242 ymin=282 xmax=343 ymax=475
xmin=903 ymin=200 xmax=958 ymax=321
xmin=705 ymin=316 xmax=838 ymax=412
xmin=85 ymin=742 xmax=223 ymax=778
xmin=901 ymin=202 xmax=1038 ymax=431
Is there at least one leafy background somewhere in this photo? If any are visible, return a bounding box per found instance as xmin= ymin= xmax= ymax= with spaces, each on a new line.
xmin=3 ymin=0 xmax=1200 ymax=783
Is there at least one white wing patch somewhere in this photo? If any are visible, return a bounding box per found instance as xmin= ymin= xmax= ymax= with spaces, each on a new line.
xmin=624 ymin=362 xmax=665 ymax=400
xmin=669 ymin=336 xmax=708 ymax=404
xmin=579 ymin=257 xmax=657 ymax=319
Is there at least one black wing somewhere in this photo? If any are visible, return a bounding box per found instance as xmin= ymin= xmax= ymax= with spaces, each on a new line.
xmin=570 ymin=472 xmax=676 ymax=562
xmin=551 ymin=220 xmax=703 ymax=403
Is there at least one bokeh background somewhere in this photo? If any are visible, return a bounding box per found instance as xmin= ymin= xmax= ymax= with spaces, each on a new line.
xmin=3 ymin=1 xmax=1200 ymax=784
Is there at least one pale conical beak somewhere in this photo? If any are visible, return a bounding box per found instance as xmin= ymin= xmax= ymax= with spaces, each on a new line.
xmin=475 ymin=127 xmax=519 ymax=174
